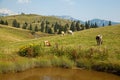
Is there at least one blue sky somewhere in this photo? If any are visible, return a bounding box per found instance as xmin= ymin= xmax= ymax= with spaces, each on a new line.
xmin=0 ymin=0 xmax=120 ymax=22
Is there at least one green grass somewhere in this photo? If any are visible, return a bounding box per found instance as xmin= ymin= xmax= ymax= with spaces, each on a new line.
xmin=0 ymin=24 xmax=120 ymax=75
xmin=0 ymin=14 xmax=71 ymax=28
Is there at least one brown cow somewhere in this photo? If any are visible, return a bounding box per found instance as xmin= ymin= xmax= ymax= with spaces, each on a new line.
xmin=44 ymin=40 xmax=51 ymax=46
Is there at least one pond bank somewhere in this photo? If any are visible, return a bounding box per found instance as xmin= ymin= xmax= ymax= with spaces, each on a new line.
xmin=0 ymin=54 xmax=120 ymax=76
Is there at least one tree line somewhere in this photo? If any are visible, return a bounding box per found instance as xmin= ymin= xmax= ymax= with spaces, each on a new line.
xmin=0 ymin=19 xmax=8 ymax=25
xmin=0 ymin=19 xmax=112 ymax=34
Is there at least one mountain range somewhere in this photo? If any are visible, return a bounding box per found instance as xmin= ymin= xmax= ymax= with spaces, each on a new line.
xmin=55 ymin=15 xmax=120 ymax=26
xmin=0 ymin=13 xmax=9 ymax=16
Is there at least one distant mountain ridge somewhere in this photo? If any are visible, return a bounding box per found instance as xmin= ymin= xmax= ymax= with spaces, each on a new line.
xmin=89 ymin=19 xmax=120 ymax=26
xmin=53 ymin=15 xmax=85 ymax=24
xmin=54 ymin=15 xmax=120 ymax=26
xmin=0 ymin=13 xmax=9 ymax=16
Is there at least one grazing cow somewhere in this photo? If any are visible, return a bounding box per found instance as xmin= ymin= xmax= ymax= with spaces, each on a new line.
xmin=61 ymin=31 xmax=65 ymax=36
xmin=44 ymin=40 xmax=51 ymax=46
xmin=96 ymin=35 xmax=103 ymax=46
xmin=68 ymin=30 xmax=73 ymax=35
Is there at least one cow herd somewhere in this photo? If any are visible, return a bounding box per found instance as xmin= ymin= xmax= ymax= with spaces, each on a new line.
xmin=44 ymin=30 xmax=103 ymax=46
xmin=61 ymin=30 xmax=73 ymax=36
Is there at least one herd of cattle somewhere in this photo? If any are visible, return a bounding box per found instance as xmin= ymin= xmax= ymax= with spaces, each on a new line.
xmin=44 ymin=30 xmax=103 ymax=46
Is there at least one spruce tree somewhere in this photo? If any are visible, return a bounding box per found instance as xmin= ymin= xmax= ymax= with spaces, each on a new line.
xmin=85 ymin=21 xmax=88 ymax=29
xmin=0 ymin=19 xmax=2 ymax=24
xmin=35 ymin=25 xmax=38 ymax=32
xmin=12 ymin=19 xmax=18 ymax=27
xmin=80 ymin=24 xmax=85 ymax=30
xmin=70 ymin=21 xmax=76 ymax=31
xmin=4 ymin=20 xmax=8 ymax=25
xmin=58 ymin=25 xmax=63 ymax=34
xmin=48 ymin=27 xmax=53 ymax=34
xmin=40 ymin=21 xmax=45 ymax=32
xmin=102 ymin=23 xmax=105 ymax=27
xmin=17 ymin=23 xmax=20 ymax=28
xmin=90 ymin=23 xmax=94 ymax=28
xmin=25 ymin=22 xmax=28 ymax=27
xmin=28 ymin=24 xmax=32 ymax=30
xmin=85 ymin=21 xmax=90 ymax=29
xmin=108 ymin=21 xmax=112 ymax=26
xmin=76 ymin=21 xmax=81 ymax=31
xmin=22 ymin=22 xmax=27 ymax=29
xmin=0 ymin=19 xmax=4 ymax=24
xmin=54 ymin=22 xmax=58 ymax=33
xmin=45 ymin=23 xmax=49 ymax=33
xmin=94 ymin=22 xmax=98 ymax=28
xmin=64 ymin=23 xmax=69 ymax=33
xmin=45 ymin=21 xmax=50 ymax=33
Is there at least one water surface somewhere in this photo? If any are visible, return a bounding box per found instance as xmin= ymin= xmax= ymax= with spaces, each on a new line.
xmin=0 ymin=68 xmax=120 ymax=80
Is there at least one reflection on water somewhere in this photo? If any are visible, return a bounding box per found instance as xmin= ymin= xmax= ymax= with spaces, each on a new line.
xmin=0 ymin=68 xmax=120 ymax=80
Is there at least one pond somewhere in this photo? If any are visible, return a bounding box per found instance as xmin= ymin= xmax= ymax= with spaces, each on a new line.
xmin=0 ymin=68 xmax=120 ymax=80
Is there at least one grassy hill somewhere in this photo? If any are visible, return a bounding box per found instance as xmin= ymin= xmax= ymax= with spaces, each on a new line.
xmin=0 ymin=14 xmax=71 ymax=27
xmin=0 ymin=24 xmax=120 ymax=74
xmin=0 ymin=24 xmax=51 ymax=47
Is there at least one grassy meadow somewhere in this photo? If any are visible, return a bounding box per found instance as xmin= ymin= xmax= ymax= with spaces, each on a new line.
xmin=0 ymin=24 xmax=120 ymax=75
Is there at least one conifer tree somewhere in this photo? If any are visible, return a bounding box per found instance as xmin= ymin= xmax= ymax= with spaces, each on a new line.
xmin=58 ymin=25 xmax=63 ymax=34
xmin=17 ymin=22 xmax=20 ymax=28
xmin=90 ymin=23 xmax=94 ymax=28
xmin=4 ymin=20 xmax=8 ymax=25
xmin=94 ymin=22 xmax=98 ymax=28
xmin=40 ymin=21 xmax=45 ymax=32
xmin=108 ymin=21 xmax=112 ymax=26
xmin=54 ymin=22 xmax=59 ymax=33
xmin=70 ymin=21 xmax=76 ymax=31
xmin=45 ymin=25 xmax=48 ymax=33
xmin=81 ymin=24 xmax=85 ymax=30
xmin=48 ymin=27 xmax=53 ymax=34
xmin=64 ymin=23 xmax=69 ymax=33
xmin=0 ymin=19 xmax=4 ymax=24
xmin=85 ymin=21 xmax=90 ymax=29
xmin=12 ymin=19 xmax=21 ymax=28
xmin=102 ymin=23 xmax=105 ymax=27
xmin=22 ymin=22 xmax=28 ymax=29
xmin=35 ymin=25 xmax=38 ymax=32
xmin=76 ymin=21 xmax=81 ymax=31
xmin=28 ymin=24 xmax=32 ymax=30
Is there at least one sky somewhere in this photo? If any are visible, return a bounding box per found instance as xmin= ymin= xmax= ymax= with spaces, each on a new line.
xmin=0 ymin=0 xmax=120 ymax=22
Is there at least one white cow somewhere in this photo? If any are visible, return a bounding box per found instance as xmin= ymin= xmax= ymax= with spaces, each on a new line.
xmin=61 ymin=31 xmax=65 ymax=36
xmin=68 ymin=30 xmax=73 ymax=35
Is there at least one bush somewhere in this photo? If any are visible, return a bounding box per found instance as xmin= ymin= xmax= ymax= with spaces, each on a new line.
xmin=18 ymin=43 xmax=43 ymax=57
xmin=0 ymin=61 xmax=15 ymax=73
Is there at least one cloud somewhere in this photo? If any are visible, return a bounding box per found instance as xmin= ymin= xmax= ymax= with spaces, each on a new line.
xmin=18 ymin=0 xmax=31 ymax=4
xmin=62 ymin=0 xmax=75 ymax=5
xmin=0 ymin=8 xmax=17 ymax=15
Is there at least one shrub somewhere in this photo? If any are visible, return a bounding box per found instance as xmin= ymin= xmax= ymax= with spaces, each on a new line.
xmin=59 ymin=56 xmax=74 ymax=68
xmin=18 ymin=43 xmax=43 ymax=57
xmin=0 ymin=61 xmax=15 ymax=73
xmin=35 ymin=58 xmax=51 ymax=67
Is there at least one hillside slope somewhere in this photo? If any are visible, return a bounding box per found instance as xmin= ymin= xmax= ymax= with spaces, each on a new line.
xmin=0 ymin=24 xmax=120 ymax=74
xmin=1 ymin=24 xmax=119 ymax=54
xmin=0 ymin=14 xmax=71 ymax=27
xmin=0 ymin=24 xmax=50 ymax=46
